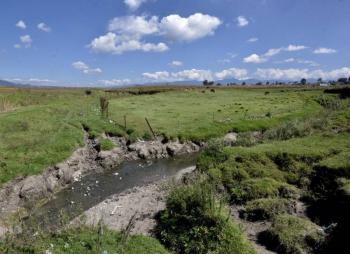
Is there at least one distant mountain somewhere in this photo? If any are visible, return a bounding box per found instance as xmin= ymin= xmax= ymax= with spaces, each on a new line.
xmin=0 ymin=79 xmax=32 ymax=87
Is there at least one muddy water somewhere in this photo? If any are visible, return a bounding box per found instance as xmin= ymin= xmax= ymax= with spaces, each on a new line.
xmin=25 ymin=154 xmax=198 ymax=229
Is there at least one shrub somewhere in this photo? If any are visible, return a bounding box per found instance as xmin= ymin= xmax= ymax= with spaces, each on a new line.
xmin=241 ymin=198 xmax=294 ymax=221
xmin=85 ymin=90 xmax=92 ymax=95
xmin=261 ymin=214 xmax=325 ymax=254
xmin=126 ymin=128 xmax=135 ymax=135
xmin=156 ymin=184 xmax=255 ymax=254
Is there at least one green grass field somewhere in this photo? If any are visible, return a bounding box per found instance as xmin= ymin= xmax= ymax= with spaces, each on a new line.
xmin=0 ymin=86 xmax=326 ymax=186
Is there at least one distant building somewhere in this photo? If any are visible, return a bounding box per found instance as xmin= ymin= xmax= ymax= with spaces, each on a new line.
xmin=319 ymin=83 xmax=329 ymax=87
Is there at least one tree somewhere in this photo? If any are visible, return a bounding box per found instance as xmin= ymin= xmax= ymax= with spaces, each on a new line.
xmin=242 ymin=82 xmax=246 ymax=86
xmin=338 ymin=78 xmax=348 ymax=84
xmin=203 ymin=80 xmax=209 ymax=86
xmin=208 ymin=81 xmax=215 ymax=86
xmin=317 ymin=78 xmax=323 ymax=83
xmin=300 ymin=78 xmax=307 ymax=85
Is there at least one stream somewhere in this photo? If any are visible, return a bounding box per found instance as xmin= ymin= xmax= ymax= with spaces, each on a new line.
xmin=24 ymin=154 xmax=198 ymax=230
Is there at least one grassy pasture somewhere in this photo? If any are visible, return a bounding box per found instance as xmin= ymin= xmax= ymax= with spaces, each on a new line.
xmin=0 ymin=86 xmax=323 ymax=186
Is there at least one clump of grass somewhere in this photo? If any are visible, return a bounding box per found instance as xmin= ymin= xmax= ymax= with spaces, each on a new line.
xmin=263 ymin=120 xmax=311 ymax=141
xmin=241 ymin=198 xmax=294 ymax=221
xmin=230 ymin=178 xmax=299 ymax=204
xmin=99 ymin=96 xmax=109 ymax=118
xmin=261 ymin=214 xmax=325 ymax=254
xmin=0 ymin=97 xmax=15 ymax=112
xmin=99 ymin=138 xmax=115 ymax=151
xmin=156 ymin=183 xmax=255 ymax=254
xmin=0 ymin=226 xmax=170 ymax=254
xmin=315 ymin=95 xmax=343 ymax=110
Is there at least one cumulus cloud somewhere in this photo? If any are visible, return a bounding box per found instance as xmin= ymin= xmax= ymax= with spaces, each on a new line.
xmin=313 ymin=47 xmax=337 ymax=54
xmin=90 ymin=13 xmax=221 ymax=54
xmin=72 ymin=61 xmax=102 ymax=75
xmin=90 ymin=32 xmax=168 ymax=54
xmin=243 ymin=54 xmax=267 ymax=63
xmin=169 ymin=60 xmax=183 ymax=67
xmin=108 ymin=16 xmax=159 ymax=37
xmin=237 ymin=16 xmax=249 ymax=27
xmin=159 ymin=13 xmax=222 ymax=41
xmin=99 ymin=79 xmax=131 ymax=86
xmin=37 ymin=23 xmax=51 ymax=32
xmin=243 ymin=44 xmax=307 ymax=64
xmin=16 ymin=20 xmax=26 ymax=29
xmin=247 ymin=37 xmax=258 ymax=43
xmin=142 ymin=67 xmax=248 ymax=82
xmin=19 ymin=35 xmax=32 ymax=48
xmin=124 ymin=0 xmax=147 ymax=11
xmin=143 ymin=71 xmax=170 ymax=80
xmin=256 ymin=67 xmax=350 ymax=80
xmin=215 ymin=68 xmax=248 ymax=80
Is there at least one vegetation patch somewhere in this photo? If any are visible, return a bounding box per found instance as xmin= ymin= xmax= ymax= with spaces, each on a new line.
xmin=261 ymin=214 xmax=325 ymax=254
xmin=0 ymin=226 xmax=170 ymax=254
xmin=156 ymin=184 xmax=255 ymax=254
xmin=99 ymin=138 xmax=115 ymax=151
xmin=241 ymin=198 xmax=295 ymax=221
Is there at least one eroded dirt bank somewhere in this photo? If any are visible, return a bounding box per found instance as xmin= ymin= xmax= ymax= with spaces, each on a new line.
xmin=71 ymin=166 xmax=196 ymax=236
xmin=0 ymin=132 xmax=201 ymax=235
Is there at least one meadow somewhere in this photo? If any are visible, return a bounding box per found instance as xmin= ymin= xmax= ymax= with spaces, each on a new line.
xmin=0 ymin=86 xmax=323 ymax=186
xmin=0 ymin=85 xmax=349 ymax=253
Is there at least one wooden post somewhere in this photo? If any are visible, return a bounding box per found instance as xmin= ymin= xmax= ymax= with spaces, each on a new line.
xmin=124 ymin=115 xmax=127 ymax=130
xmin=145 ymin=118 xmax=157 ymax=140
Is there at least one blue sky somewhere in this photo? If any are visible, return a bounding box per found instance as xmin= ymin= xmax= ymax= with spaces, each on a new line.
xmin=0 ymin=0 xmax=349 ymax=86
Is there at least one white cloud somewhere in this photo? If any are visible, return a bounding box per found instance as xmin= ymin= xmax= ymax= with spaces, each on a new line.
xmin=5 ymin=78 xmax=56 ymax=84
xmin=14 ymin=44 xmax=21 ymax=49
xmin=313 ymin=47 xmax=337 ymax=54
xmin=285 ymin=44 xmax=307 ymax=51
xmin=256 ymin=67 xmax=350 ymax=80
xmin=108 ymin=16 xmax=159 ymax=37
xmin=16 ymin=20 xmax=26 ymax=29
xmin=264 ymin=47 xmax=283 ymax=57
xmin=90 ymin=13 xmax=220 ymax=54
xmin=143 ymin=71 xmax=170 ymax=80
xmin=237 ymin=16 xmax=249 ymax=27
xmin=215 ymin=68 xmax=248 ymax=80
xmin=142 ymin=67 xmax=248 ymax=82
xmin=37 ymin=23 xmax=51 ymax=32
xmin=172 ymin=69 xmax=213 ymax=81
xmin=99 ymin=79 xmax=131 ymax=86
xmin=20 ymin=35 xmax=32 ymax=48
xmin=244 ymin=54 xmax=267 ymax=63
xmin=244 ymin=44 xmax=307 ymax=64
xmin=284 ymin=58 xmax=295 ymax=63
xmin=90 ymin=32 xmax=168 ymax=54
xmin=169 ymin=60 xmax=183 ymax=67
xmin=124 ymin=0 xmax=147 ymax=11
xmin=72 ymin=61 xmax=102 ymax=75
xmin=256 ymin=68 xmax=309 ymax=80
xmin=247 ymin=37 xmax=258 ymax=43
xmin=160 ymin=13 xmax=222 ymax=42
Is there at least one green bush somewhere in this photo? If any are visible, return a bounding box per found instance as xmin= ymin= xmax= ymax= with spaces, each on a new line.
xmin=0 ymin=226 xmax=170 ymax=254
xmin=99 ymin=138 xmax=115 ymax=151
xmin=156 ymin=184 xmax=255 ymax=254
xmin=315 ymin=95 xmax=342 ymax=110
xmin=241 ymin=198 xmax=294 ymax=221
xmin=263 ymin=214 xmax=325 ymax=254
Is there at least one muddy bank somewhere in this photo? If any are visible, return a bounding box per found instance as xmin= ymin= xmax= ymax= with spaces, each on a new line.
xmin=71 ymin=166 xmax=196 ymax=236
xmin=0 ymin=132 xmax=201 ymax=232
